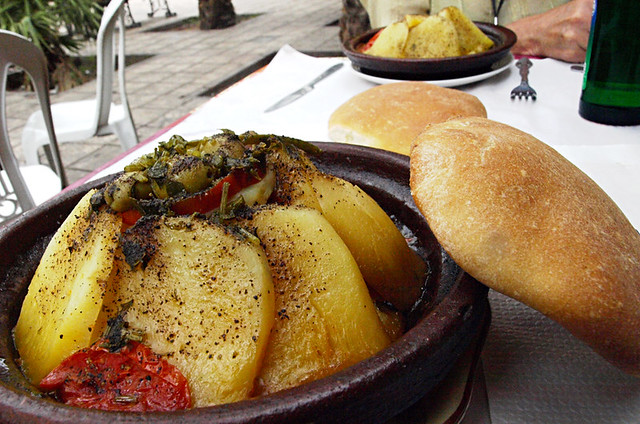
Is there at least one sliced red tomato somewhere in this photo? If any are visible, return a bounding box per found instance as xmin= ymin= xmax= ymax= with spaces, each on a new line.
xmin=359 ymin=29 xmax=383 ymax=53
xmin=170 ymin=168 xmax=263 ymax=216
xmin=39 ymin=340 xmax=191 ymax=412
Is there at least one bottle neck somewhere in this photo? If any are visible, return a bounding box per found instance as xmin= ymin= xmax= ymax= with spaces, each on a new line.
xmin=579 ymin=0 xmax=640 ymax=123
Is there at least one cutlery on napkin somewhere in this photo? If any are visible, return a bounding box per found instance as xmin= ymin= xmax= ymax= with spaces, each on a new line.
xmin=264 ymin=63 xmax=344 ymax=113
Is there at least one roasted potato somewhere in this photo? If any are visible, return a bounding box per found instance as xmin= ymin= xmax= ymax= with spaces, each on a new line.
xmin=438 ymin=6 xmax=494 ymax=54
xmin=267 ymin=143 xmax=426 ymax=311
xmin=266 ymin=143 xmax=322 ymax=210
xmin=246 ymin=205 xmax=391 ymax=395
xmin=405 ymin=15 xmax=461 ymax=58
xmin=404 ymin=14 xmax=428 ymax=28
xmin=93 ymin=216 xmax=275 ymax=407
xmin=376 ymin=303 xmax=405 ymax=341
xmin=363 ymin=7 xmax=494 ymax=59
xmin=365 ymin=21 xmax=410 ymax=58
xmin=14 ymin=191 xmax=121 ymax=384
xmin=310 ymin=173 xmax=426 ymax=312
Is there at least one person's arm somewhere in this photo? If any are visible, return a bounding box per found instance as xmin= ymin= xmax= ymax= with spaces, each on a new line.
xmin=506 ymin=0 xmax=593 ymax=63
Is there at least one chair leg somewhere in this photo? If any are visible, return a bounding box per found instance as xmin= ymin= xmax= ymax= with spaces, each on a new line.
xmin=41 ymin=145 xmax=69 ymax=187
xmin=21 ymin=124 xmax=46 ymax=166
xmin=164 ymin=0 xmax=176 ymax=17
xmin=124 ymin=0 xmax=142 ymax=28
xmin=43 ymin=145 xmax=53 ymax=170
xmin=113 ymin=118 xmax=139 ymax=150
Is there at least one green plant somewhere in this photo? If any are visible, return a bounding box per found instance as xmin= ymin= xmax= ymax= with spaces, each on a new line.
xmin=0 ymin=0 xmax=102 ymax=87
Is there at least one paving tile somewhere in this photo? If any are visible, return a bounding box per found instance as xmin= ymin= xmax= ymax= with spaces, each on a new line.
xmin=63 ymin=167 xmax=93 ymax=184
xmin=65 ymin=142 xmax=123 ymax=172
xmin=59 ymin=139 xmax=120 ymax=167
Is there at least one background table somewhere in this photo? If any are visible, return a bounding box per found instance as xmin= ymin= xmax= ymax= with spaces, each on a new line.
xmin=85 ymin=45 xmax=640 ymax=424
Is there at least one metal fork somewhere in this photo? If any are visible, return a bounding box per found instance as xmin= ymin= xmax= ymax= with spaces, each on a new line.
xmin=510 ymin=57 xmax=537 ymax=100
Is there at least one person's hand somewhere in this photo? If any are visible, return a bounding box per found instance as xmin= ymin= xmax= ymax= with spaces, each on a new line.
xmin=506 ymin=0 xmax=593 ymax=63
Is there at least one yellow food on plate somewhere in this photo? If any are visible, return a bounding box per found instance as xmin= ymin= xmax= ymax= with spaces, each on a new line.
xmin=404 ymin=14 xmax=427 ymax=28
xmin=364 ymin=21 xmax=410 ymax=58
xmin=362 ymin=7 xmax=494 ymax=59
xmin=14 ymin=190 xmax=121 ymax=383
xmin=14 ymin=132 xmax=426 ymax=409
xmin=438 ymin=6 xmax=495 ymax=54
xmin=311 ymin=173 xmax=426 ymax=311
xmin=269 ymin=140 xmax=426 ymax=311
xmin=265 ymin=141 xmax=323 ymax=211
xmin=246 ymin=205 xmax=391 ymax=395
xmin=93 ymin=216 xmax=275 ymax=407
xmin=404 ymin=15 xmax=461 ymax=58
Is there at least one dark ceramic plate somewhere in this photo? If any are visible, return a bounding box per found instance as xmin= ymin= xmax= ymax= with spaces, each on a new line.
xmin=342 ymin=23 xmax=516 ymax=81
xmin=0 ymin=143 xmax=489 ymax=424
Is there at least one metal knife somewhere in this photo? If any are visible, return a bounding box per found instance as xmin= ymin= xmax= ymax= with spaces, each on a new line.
xmin=264 ymin=63 xmax=344 ymax=113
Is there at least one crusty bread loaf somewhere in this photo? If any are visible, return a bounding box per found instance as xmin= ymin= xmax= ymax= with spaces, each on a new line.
xmin=409 ymin=117 xmax=640 ymax=375
xmin=328 ymin=82 xmax=487 ymax=155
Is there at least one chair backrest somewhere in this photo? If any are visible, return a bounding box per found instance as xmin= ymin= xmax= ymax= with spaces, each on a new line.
xmin=0 ymin=30 xmax=67 ymax=218
xmin=94 ymin=0 xmax=132 ymax=132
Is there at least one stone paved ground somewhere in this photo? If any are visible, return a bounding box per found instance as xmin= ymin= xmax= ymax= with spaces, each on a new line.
xmin=6 ymin=0 xmax=342 ymax=183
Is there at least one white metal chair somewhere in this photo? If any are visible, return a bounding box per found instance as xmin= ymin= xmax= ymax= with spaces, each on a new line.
xmin=21 ymin=0 xmax=139 ymax=166
xmin=0 ymin=30 xmax=66 ymax=224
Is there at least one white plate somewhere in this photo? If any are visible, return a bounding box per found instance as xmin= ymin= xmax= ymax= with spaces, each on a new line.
xmin=350 ymin=55 xmax=513 ymax=87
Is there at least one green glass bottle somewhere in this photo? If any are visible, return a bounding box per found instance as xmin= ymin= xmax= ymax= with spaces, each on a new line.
xmin=579 ymin=0 xmax=640 ymax=126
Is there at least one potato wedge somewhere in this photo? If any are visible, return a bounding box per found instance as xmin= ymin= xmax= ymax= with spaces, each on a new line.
xmin=404 ymin=14 xmax=427 ymax=29
xmin=405 ymin=15 xmax=461 ymax=58
xmin=271 ymin=154 xmax=426 ymax=311
xmin=311 ymin=173 xmax=426 ymax=311
xmin=267 ymin=146 xmax=321 ymax=211
xmin=366 ymin=21 xmax=409 ymax=58
xmin=438 ymin=6 xmax=493 ymax=54
xmin=246 ymin=206 xmax=391 ymax=395
xmin=14 ymin=190 xmax=121 ymax=384
xmin=367 ymin=8 xmax=493 ymax=59
xmin=93 ymin=216 xmax=275 ymax=407
xmin=376 ymin=303 xmax=405 ymax=341
xmin=267 ymin=149 xmax=425 ymax=311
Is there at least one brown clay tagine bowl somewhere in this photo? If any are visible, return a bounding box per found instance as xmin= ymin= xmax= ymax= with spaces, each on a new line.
xmin=343 ymin=22 xmax=516 ymax=81
xmin=0 ymin=142 xmax=489 ymax=424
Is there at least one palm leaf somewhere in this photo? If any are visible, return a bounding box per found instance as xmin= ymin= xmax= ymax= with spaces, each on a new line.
xmin=0 ymin=0 xmax=101 ymax=53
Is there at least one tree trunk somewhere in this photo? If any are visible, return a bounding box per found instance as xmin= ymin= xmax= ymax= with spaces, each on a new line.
xmin=199 ymin=0 xmax=236 ymax=30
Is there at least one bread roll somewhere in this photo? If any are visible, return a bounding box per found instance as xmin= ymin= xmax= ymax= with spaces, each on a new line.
xmin=409 ymin=117 xmax=640 ymax=375
xmin=328 ymin=82 xmax=486 ymax=155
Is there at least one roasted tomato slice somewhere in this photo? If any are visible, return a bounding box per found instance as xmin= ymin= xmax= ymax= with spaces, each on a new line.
xmin=39 ymin=340 xmax=191 ymax=412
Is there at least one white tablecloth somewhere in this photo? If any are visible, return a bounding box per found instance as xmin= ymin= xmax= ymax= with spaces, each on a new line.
xmin=90 ymin=45 xmax=640 ymax=423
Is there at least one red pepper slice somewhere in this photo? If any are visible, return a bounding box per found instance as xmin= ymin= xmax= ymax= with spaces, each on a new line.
xmin=39 ymin=340 xmax=191 ymax=412
xmin=170 ymin=168 xmax=263 ymax=216
xmin=359 ymin=29 xmax=383 ymax=53
xmin=120 ymin=168 xmax=263 ymax=228
xmin=121 ymin=209 xmax=142 ymax=227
